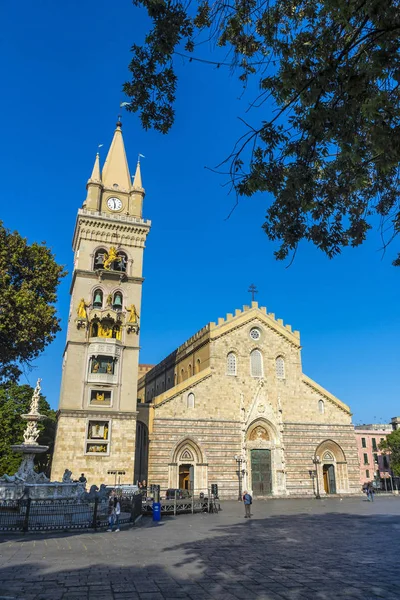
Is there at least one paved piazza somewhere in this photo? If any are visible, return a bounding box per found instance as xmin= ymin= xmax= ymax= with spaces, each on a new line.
xmin=1 ymin=497 xmax=400 ymax=600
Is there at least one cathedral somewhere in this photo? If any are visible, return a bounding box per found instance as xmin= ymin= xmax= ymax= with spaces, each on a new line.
xmin=52 ymin=120 xmax=360 ymax=498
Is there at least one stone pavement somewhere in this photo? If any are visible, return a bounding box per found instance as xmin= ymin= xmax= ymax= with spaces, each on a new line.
xmin=1 ymin=497 xmax=400 ymax=600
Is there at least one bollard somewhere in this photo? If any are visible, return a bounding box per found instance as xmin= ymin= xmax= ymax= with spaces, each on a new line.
xmin=152 ymin=501 xmax=161 ymax=522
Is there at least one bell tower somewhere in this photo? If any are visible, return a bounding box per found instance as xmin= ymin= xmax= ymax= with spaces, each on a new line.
xmin=51 ymin=119 xmax=151 ymax=486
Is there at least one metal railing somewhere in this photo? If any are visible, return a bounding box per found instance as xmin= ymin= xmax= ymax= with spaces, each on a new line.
xmin=141 ymin=488 xmax=220 ymax=516
xmin=0 ymin=493 xmax=142 ymax=533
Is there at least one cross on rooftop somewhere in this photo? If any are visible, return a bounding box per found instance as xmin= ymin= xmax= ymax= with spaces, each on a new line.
xmin=248 ymin=284 xmax=258 ymax=302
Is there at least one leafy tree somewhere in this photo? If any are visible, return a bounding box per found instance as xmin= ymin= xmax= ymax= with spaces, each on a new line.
xmin=379 ymin=430 xmax=400 ymax=476
xmin=124 ymin=0 xmax=400 ymax=264
xmin=0 ymin=221 xmax=66 ymax=382
xmin=0 ymin=382 xmax=57 ymax=477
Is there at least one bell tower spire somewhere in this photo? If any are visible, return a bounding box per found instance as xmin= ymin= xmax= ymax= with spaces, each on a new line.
xmin=101 ymin=117 xmax=131 ymax=191
xmin=85 ymin=152 xmax=102 ymax=210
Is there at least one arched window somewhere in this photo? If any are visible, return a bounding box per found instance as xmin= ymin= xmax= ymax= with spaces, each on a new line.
xmin=113 ymin=291 xmax=123 ymax=310
xmin=93 ymin=289 xmax=103 ymax=308
xmin=250 ymin=349 xmax=263 ymax=378
xmin=114 ymin=251 xmax=128 ymax=272
xmin=276 ymin=356 xmax=285 ymax=379
xmin=93 ymin=248 xmax=107 ymax=270
xmin=318 ymin=400 xmax=325 ymax=414
xmin=195 ymin=358 xmax=201 ymax=374
xmin=187 ymin=393 xmax=195 ymax=408
xmin=180 ymin=368 xmax=185 ymax=383
xmin=162 ymin=381 xmax=165 ymax=391
xmin=227 ymin=352 xmax=237 ymax=376
xmin=188 ymin=364 xmax=192 ymax=378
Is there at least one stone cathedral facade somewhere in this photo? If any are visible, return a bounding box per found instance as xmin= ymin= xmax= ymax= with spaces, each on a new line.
xmin=52 ymin=119 xmax=360 ymax=497
xmin=137 ymin=305 xmax=360 ymax=498
xmin=51 ymin=119 xmax=151 ymax=484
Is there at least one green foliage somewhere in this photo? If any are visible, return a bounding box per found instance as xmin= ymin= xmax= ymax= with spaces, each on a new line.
xmin=0 ymin=382 xmax=57 ymax=476
xmin=124 ymin=0 xmax=400 ymax=264
xmin=379 ymin=430 xmax=400 ymax=476
xmin=0 ymin=221 xmax=66 ymax=382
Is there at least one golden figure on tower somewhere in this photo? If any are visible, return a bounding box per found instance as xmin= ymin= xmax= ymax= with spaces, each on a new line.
xmin=125 ymin=304 xmax=139 ymax=323
xmin=103 ymin=247 xmax=119 ymax=270
xmin=77 ymin=298 xmax=89 ymax=320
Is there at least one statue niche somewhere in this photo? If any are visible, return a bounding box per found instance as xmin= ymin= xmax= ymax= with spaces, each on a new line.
xmin=90 ymin=318 xmax=121 ymax=340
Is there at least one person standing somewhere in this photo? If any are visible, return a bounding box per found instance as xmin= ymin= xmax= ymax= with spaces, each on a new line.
xmin=243 ymin=490 xmax=252 ymax=518
xmin=107 ymin=495 xmax=115 ymax=531
xmin=78 ymin=473 xmax=87 ymax=485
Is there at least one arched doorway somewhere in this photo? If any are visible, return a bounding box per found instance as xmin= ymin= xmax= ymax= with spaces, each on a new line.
xmin=323 ymin=462 xmax=336 ymax=494
xmin=246 ymin=421 xmax=276 ymax=497
xmin=315 ymin=440 xmax=348 ymax=495
xmin=169 ymin=438 xmax=208 ymax=493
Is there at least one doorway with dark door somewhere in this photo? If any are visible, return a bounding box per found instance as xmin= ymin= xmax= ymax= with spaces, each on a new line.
xmin=179 ymin=464 xmax=194 ymax=491
xmin=251 ymin=449 xmax=272 ymax=496
xmin=323 ymin=464 xmax=336 ymax=494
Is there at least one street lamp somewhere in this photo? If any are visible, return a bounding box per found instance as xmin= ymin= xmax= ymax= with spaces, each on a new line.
xmin=235 ymin=455 xmax=245 ymax=502
xmin=312 ymin=455 xmax=321 ymax=499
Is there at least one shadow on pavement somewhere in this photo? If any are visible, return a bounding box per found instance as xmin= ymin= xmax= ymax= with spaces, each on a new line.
xmin=0 ymin=511 xmax=399 ymax=600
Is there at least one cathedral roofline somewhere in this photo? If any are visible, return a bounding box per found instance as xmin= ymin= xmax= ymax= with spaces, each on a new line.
xmin=137 ymin=303 xmax=301 ymax=389
xmin=302 ymin=374 xmax=351 ymax=414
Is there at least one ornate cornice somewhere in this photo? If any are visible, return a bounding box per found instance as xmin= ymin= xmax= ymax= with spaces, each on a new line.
xmin=72 ymin=209 xmax=151 ymax=251
xmin=57 ymin=409 xmax=138 ymax=420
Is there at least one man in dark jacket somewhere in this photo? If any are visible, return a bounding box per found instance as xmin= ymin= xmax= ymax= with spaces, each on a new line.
xmin=243 ymin=491 xmax=252 ymax=518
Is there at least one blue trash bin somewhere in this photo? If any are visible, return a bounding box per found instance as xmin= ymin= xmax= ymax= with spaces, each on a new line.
xmin=153 ymin=501 xmax=161 ymax=522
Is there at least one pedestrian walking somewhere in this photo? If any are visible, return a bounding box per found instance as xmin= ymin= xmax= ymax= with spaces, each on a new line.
xmin=368 ymin=483 xmax=375 ymax=502
xmin=243 ymin=490 xmax=252 ymax=518
xmin=114 ymin=496 xmax=121 ymax=531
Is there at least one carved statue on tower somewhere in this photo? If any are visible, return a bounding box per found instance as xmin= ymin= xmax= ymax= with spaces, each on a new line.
xmin=125 ymin=304 xmax=139 ymax=324
xmin=77 ymin=298 xmax=89 ymax=320
xmin=103 ymin=247 xmax=119 ymax=270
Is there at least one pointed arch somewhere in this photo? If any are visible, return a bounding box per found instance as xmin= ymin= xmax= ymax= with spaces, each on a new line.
xmin=171 ymin=437 xmax=205 ymax=464
xmin=315 ymin=439 xmax=346 ymax=462
xmin=246 ymin=418 xmax=278 ymax=443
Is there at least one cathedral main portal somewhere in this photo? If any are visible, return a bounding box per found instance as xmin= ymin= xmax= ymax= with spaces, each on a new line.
xmin=251 ymin=449 xmax=272 ymax=496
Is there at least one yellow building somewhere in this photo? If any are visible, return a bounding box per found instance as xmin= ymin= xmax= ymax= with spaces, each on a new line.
xmin=51 ymin=119 xmax=151 ymax=485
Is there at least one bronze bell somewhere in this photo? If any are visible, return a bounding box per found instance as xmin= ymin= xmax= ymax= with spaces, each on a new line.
xmin=113 ymin=293 xmax=123 ymax=310
xmin=93 ymin=291 xmax=103 ymax=308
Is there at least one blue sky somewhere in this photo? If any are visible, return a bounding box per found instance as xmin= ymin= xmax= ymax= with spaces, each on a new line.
xmin=1 ymin=0 xmax=399 ymax=424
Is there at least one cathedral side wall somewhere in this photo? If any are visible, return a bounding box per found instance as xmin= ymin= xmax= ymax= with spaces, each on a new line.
xmin=283 ymin=423 xmax=360 ymax=495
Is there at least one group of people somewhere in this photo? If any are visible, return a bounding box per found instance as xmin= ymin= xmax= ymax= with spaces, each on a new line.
xmin=363 ymin=482 xmax=376 ymax=502
xmin=138 ymin=480 xmax=147 ymax=492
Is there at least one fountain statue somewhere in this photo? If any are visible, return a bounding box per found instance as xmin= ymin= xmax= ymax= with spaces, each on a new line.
xmin=0 ymin=379 xmax=85 ymax=500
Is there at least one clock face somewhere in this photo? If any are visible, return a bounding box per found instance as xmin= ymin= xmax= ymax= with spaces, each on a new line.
xmin=107 ymin=197 xmax=123 ymax=211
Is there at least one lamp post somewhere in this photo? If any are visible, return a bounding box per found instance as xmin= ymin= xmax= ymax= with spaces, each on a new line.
xmin=312 ymin=455 xmax=321 ymax=499
xmin=235 ymin=455 xmax=245 ymax=502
